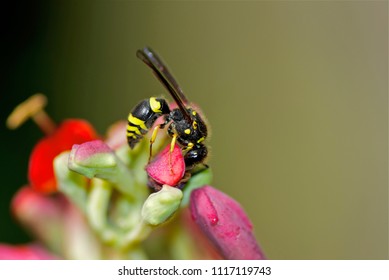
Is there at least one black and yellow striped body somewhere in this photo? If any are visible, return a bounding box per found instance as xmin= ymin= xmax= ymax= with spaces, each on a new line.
xmin=127 ymin=97 xmax=170 ymax=148
xmin=129 ymin=47 xmax=210 ymax=174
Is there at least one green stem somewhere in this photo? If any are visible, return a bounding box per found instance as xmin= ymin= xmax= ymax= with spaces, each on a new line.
xmin=87 ymin=178 xmax=118 ymax=244
xmin=87 ymin=178 xmax=151 ymax=252
xmin=54 ymin=152 xmax=88 ymax=213
xmin=113 ymin=158 xmax=147 ymax=202
xmin=120 ymin=219 xmax=152 ymax=252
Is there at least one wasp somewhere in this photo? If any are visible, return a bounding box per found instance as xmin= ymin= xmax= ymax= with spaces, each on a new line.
xmin=127 ymin=47 xmax=208 ymax=170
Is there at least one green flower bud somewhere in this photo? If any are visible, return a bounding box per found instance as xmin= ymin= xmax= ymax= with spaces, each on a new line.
xmin=68 ymin=140 xmax=117 ymax=180
xmin=142 ymin=186 xmax=183 ymax=226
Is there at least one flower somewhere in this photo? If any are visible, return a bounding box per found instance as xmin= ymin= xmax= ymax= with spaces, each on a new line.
xmin=29 ymin=119 xmax=98 ymax=193
xmin=6 ymin=93 xmax=98 ymax=194
xmin=2 ymin=94 xmax=266 ymax=260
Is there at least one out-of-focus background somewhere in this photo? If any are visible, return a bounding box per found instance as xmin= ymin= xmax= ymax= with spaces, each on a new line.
xmin=1 ymin=1 xmax=387 ymax=259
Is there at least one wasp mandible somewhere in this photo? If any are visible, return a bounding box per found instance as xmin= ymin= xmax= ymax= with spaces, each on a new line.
xmin=127 ymin=47 xmax=208 ymax=170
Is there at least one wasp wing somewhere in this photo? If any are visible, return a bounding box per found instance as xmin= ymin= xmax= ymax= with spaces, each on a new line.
xmin=136 ymin=47 xmax=192 ymax=123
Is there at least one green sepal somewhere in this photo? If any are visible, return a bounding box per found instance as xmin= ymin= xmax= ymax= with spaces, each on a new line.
xmin=181 ymin=168 xmax=213 ymax=207
xmin=54 ymin=151 xmax=89 ymax=213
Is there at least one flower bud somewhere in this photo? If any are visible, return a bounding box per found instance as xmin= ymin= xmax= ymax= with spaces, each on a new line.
xmin=11 ymin=186 xmax=67 ymax=253
xmin=68 ymin=140 xmax=117 ymax=179
xmin=146 ymin=144 xmax=185 ymax=187
xmin=68 ymin=139 xmax=146 ymax=198
xmin=142 ymin=185 xmax=183 ymax=226
xmin=190 ymin=186 xmax=266 ymax=260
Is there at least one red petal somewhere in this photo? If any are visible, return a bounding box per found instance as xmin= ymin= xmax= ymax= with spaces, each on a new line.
xmin=54 ymin=119 xmax=98 ymax=149
xmin=28 ymin=119 xmax=98 ymax=194
xmin=146 ymin=144 xmax=185 ymax=187
xmin=28 ymin=138 xmax=61 ymax=194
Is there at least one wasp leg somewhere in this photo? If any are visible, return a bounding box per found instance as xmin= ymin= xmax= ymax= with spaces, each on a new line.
xmin=182 ymin=142 xmax=194 ymax=152
xmin=149 ymin=114 xmax=171 ymax=162
xmin=148 ymin=125 xmax=160 ymax=163
xmin=169 ymin=134 xmax=178 ymax=174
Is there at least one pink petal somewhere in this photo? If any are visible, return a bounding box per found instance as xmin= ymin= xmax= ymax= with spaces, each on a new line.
xmin=11 ymin=186 xmax=66 ymax=221
xmin=70 ymin=140 xmax=113 ymax=163
xmin=0 ymin=243 xmax=57 ymax=260
xmin=11 ymin=186 xmax=68 ymax=252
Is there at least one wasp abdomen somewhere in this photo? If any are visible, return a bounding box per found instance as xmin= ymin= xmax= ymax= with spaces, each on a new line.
xmin=127 ymin=97 xmax=170 ymax=148
xmin=184 ymin=144 xmax=208 ymax=169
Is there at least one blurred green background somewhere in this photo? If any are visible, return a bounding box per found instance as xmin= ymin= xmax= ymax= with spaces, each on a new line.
xmin=1 ymin=1 xmax=387 ymax=259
